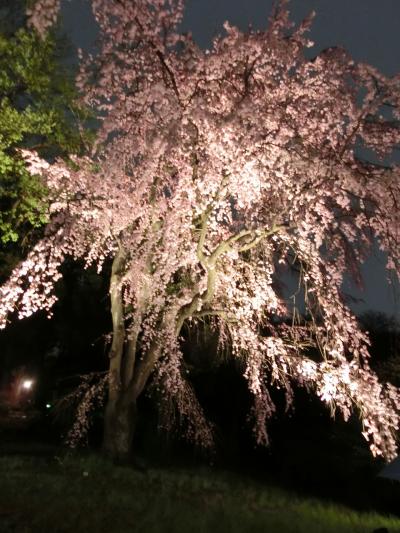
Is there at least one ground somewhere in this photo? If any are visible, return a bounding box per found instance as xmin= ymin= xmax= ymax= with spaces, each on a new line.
xmin=0 ymin=409 xmax=400 ymax=533
xmin=1 ymin=453 xmax=400 ymax=533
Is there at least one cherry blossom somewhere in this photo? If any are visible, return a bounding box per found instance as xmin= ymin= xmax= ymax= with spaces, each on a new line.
xmin=26 ymin=0 xmax=61 ymax=37
xmin=1 ymin=0 xmax=399 ymax=459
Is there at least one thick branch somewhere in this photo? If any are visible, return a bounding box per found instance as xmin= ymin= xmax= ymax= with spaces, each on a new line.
xmin=208 ymin=222 xmax=284 ymax=266
xmin=122 ymin=285 xmax=151 ymax=389
xmin=129 ymin=306 xmax=179 ymax=400
xmin=195 ymin=173 xmax=230 ymax=266
xmin=122 ymin=330 xmax=138 ymax=390
xmin=130 ymin=338 xmax=162 ymax=400
xmin=178 ymin=222 xmax=285 ymax=334
xmin=108 ymin=248 xmax=127 ymax=400
xmin=175 ymin=265 xmax=217 ymax=334
xmin=196 ymin=209 xmax=211 ymax=267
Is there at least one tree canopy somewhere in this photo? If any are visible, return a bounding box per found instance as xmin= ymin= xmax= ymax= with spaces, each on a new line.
xmin=1 ymin=0 xmax=400 ymax=460
xmin=0 ymin=3 xmax=89 ymax=253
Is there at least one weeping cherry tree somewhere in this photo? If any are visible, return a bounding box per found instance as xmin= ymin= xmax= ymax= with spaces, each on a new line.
xmin=1 ymin=0 xmax=400 ymax=461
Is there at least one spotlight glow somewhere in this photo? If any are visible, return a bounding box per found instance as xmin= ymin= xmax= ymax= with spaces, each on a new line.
xmin=21 ymin=379 xmax=34 ymax=390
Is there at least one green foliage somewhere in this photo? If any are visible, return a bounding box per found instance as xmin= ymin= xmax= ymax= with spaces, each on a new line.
xmin=0 ymin=26 xmax=91 ymax=247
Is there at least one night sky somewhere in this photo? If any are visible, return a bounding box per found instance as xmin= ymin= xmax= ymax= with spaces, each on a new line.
xmin=61 ymin=0 xmax=400 ymax=317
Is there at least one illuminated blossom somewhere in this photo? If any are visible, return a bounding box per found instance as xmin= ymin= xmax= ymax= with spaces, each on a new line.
xmin=4 ymin=0 xmax=399 ymax=459
xmin=26 ymin=0 xmax=61 ymax=37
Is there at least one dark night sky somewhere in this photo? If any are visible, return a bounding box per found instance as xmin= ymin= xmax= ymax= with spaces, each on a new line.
xmin=61 ymin=0 xmax=400 ymax=318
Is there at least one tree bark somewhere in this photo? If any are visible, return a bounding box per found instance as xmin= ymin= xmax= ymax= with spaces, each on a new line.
xmin=103 ymin=251 xmax=179 ymax=460
xmin=103 ymin=391 xmax=137 ymax=462
xmin=103 ymin=249 xmax=136 ymax=461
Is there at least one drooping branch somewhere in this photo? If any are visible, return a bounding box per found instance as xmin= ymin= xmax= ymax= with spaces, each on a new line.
xmin=133 ymin=15 xmax=182 ymax=105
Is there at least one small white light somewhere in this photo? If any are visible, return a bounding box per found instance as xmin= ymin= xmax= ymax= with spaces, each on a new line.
xmin=46 ymin=403 xmax=51 ymax=409
xmin=22 ymin=379 xmax=34 ymax=390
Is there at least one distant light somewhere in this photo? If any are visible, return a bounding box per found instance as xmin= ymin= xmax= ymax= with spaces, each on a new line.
xmin=46 ymin=403 xmax=51 ymax=409
xmin=21 ymin=379 xmax=34 ymax=390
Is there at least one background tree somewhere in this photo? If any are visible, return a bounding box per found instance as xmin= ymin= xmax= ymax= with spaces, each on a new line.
xmin=0 ymin=0 xmax=90 ymax=278
xmin=1 ymin=0 xmax=400 ymax=462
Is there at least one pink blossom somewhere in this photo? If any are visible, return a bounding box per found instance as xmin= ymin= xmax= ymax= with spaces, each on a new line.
xmin=4 ymin=0 xmax=400 ymax=459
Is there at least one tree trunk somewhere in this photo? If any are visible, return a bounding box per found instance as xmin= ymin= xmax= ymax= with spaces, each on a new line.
xmin=103 ymin=391 xmax=137 ymax=462
xmin=102 ymin=250 xmax=179 ymax=461
xmin=103 ymin=249 xmax=137 ymax=462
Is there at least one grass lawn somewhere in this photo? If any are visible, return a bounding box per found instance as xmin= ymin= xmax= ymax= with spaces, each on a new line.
xmin=0 ymin=453 xmax=399 ymax=533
